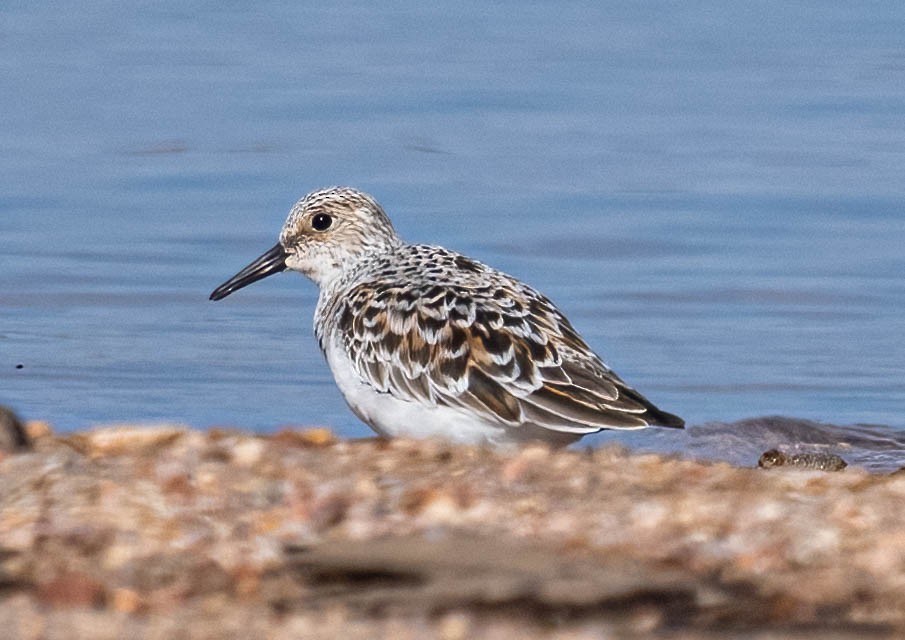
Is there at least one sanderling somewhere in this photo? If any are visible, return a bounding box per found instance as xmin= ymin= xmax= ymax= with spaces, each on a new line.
xmin=210 ymin=187 xmax=683 ymax=446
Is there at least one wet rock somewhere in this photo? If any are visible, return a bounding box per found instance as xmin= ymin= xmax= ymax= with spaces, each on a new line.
xmin=758 ymin=448 xmax=848 ymax=471
xmin=682 ymin=417 xmax=905 ymax=471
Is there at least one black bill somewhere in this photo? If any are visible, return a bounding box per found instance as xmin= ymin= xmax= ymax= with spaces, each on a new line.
xmin=210 ymin=243 xmax=289 ymax=300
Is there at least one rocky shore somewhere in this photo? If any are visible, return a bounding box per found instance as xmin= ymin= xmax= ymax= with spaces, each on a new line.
xmin=1 ymin=416 xmax=904 ymax=639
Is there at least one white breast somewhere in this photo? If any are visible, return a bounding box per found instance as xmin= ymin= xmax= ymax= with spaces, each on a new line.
xmin=322 ymin=339 xmax=509 ymax=444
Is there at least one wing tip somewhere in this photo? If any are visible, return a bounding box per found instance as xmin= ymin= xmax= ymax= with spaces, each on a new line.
xmin=646 ymin=408 xmax=685 ymax=429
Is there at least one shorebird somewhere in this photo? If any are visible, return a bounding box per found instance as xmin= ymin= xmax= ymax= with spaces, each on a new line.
xmin=210 ymin=187 xmax=683 ymax=446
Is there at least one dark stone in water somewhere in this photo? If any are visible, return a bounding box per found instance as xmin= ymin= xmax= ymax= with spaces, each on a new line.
xmin=758 ymin=448 xmax=847 ymax=471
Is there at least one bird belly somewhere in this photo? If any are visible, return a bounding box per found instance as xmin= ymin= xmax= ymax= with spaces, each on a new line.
xmin=323 ymin=341 xmax=509 ymax=444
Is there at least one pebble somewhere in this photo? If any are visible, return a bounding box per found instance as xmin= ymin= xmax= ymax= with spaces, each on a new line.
xmin=758 ymin=448 xmax=848 ymax=471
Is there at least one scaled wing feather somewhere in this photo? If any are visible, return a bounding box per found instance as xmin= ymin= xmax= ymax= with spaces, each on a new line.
xmin=335 ymin=269 xmax=662 ymax=434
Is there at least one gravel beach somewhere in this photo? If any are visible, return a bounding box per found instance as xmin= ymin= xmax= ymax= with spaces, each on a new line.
xmin=1 ymin=419 xmax=903 ymax=639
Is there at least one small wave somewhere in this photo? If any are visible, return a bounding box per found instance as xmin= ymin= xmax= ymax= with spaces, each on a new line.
xmin=584 ymin=416 xmax=905 ymax=473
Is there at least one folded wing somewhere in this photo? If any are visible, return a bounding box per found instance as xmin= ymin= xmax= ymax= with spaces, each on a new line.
xmin=335 ymin=273 xmax=683 ymax=434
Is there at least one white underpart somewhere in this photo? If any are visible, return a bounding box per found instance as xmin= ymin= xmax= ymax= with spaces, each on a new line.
xmin=323 ymin=338 xmax=511 ymax=445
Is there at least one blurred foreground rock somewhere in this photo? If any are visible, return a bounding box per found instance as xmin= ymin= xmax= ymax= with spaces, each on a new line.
xmin=0 ymin=406 xmax=30 ymax=453
xmin=0 ymin=424 xmax=903 ymax=638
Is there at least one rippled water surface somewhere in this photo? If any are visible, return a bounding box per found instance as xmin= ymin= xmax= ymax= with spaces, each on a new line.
xmin=3 ymin=3 xmax=904 ymax=466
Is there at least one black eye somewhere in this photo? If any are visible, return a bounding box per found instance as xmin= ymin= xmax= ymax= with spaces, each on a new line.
xmin=311 ymin=213 xmax=333 ymax=231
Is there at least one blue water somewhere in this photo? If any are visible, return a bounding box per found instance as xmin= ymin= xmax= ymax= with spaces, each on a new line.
xmin=2 ymin=3 xmax=904 ymax=465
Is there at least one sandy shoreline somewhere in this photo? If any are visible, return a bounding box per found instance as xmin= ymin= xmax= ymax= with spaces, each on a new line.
xmin=1 ymin=420 xmax=903 ymax=638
